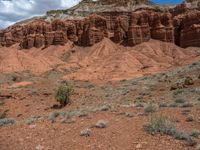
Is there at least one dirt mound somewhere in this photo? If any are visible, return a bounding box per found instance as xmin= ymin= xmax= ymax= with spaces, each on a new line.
xmin=0 ymin=38 xmax=200 ymax=81
xmin=63 ymin=38 xmax=200 ymax=81
xmin=0 ymin=42 xmax=73 ymax=74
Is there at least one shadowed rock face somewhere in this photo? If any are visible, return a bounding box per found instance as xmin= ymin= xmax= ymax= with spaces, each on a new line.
xmin=0 ymin=1 xmax=200 ymax=49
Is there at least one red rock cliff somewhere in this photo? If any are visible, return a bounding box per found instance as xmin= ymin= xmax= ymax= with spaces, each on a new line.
xmin=0 ymin=4 xmax=200 ymax=49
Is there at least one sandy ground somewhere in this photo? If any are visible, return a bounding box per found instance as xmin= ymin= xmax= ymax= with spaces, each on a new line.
xmin=0 ymin=108 xmax=200 ymax=150
xmin=0 ymin=40 xmax=200 ymax=150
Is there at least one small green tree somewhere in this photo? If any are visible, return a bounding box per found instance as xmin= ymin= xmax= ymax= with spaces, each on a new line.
xmin=55 ymin=83 xmax=74 ymax=107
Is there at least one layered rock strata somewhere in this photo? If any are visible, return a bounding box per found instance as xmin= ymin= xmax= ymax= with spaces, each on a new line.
xmin=0 ymin=3 xmax=200 ymax=49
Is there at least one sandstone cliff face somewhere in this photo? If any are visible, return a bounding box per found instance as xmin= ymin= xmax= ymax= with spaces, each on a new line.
xmin=0 ymin=3 xmax=200 ymax=49
xmin=173 ymin=10 xmax=200 ymax=47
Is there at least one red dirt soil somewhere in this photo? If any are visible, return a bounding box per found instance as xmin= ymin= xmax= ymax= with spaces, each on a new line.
xmin=64 ymin=38 xmax=200 ymax=81
xmin=0 ymin=108 xmax=200 ymax=150
xmin=0 ymin=38 xmax=199 ymax=82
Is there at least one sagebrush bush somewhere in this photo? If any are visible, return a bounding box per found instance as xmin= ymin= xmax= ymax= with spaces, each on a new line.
xmin=0 ymin=118 xmax=15 ymax=126
xmin=55 ymin=83 xmax=74 ymax=107
xmin=144 ymin=103 xmax=159 ymax=113
xmin=174 ymin=131 xmax=196 ymax=146
xmin=175 ymin=99 xmax=186 ymax=104
xmin=145 ymin=115 xmax=176 ymax=135
xmin=181 ymin=102 xmax=194 ymax=108
xmin=190 ymin=130 xmax=200 ymax=138
xmin=0 ymin=111 xmax=6 ymax=119
xmin=145 ymin=114 xmax=197 ymax=146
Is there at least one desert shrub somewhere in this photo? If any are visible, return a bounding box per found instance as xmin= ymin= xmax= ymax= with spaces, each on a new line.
xmin=25 ymin=116 xmax=42 ymax=125
xmin=174 ymin=131 xmax=197 ymax=146
xmin=145 ymin=115 xmax=176 ymax=135
xmin=135 ymin=103 xmax=144 ymax=108
xmin=55 ymin=83 xmax=74 ymax=107
xmin=169 ymin=103 xmax=179 ymax=107
xmin=48 ymin=112 xmax=60 ymax=122
xmin=181 ymin=102 xmax=194 ymax=108
xmin=175 ymin=99 xmax=186 ymax=104
xmin=159 ymin=102 xmax=168 ymax=108
xmin=173 ymin=89 xmax=184 ymax=95
xmin=0 ymin=111 xmax=6 ymax=119
xmin=186 ymin=115 xmax=195 ymax=122
xmin=145 ymin=114 xmax=197 ymax=146
xmin=190 ymin=130 xmax=200 ymax=138
xmin=0 ymin=118 xmax=15 ymax=126
xmin=184 ymin=77 xmax=194 ymax=86
xmin=144 ymin=103 xmax=159 ymax=113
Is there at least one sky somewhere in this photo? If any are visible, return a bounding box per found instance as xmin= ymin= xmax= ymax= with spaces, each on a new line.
xmin=0 ymin=0 xmax=184 ymax=29
xmin=153 ymin=0 xmax=184 ymax=4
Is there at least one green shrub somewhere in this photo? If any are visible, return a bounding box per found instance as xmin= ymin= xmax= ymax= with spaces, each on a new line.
xmin=145 ymin=115 xmax=176 ymax=135
xmin=55 ymin=83 xmax=74 ymax=107
xmin=144 ymin=103 xmax=159 ymax=113
xmin=190 ymin=130 xmax=200 ymax=138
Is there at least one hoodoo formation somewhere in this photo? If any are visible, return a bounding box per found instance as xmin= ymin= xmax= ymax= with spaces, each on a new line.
xmin=0 ymin=0 xmax=200 ymax=49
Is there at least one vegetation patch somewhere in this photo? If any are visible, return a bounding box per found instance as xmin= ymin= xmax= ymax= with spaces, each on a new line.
xmin=144 ymin=103 xmax=159 ymax=113
xmin=0 ymin=118 xmax=15 ymax=126
xmin=0 ymin=111 xmax=7 ymax=119
xmin=175 ymin=99 xmax=186 ymax=104
xmin=145 ymin=114 xmax=197 ymax=146
xmin=55 ymin=82 xmax=74 ymax=107
xmin=190 ymin=130 xmax=200 ymax=138
xmin=145 ymin=115 xmax=176 ymax=135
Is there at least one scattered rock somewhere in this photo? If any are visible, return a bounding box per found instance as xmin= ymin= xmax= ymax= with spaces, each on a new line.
xmin=125 ymin=112 xmax=134 ymax=118
xmin=17 ymin=114 xmax=23 ymax=117
xmin=186 ymin=115 xmax=195 ymax=122
xmin=61 ymin=118 xmax=76 ymax=124
xmin=78 ymin=111 xmax=88 ymax=118
xmin=80 ymin=128 xmax=92 ymax=137
xmin=144 ymin=103 xmax=159 ymax=113
xmin=48 ymin=112 xmax=60 ymax=122
xmin=95 ymin=120 xmax=108 ymax=128
xmin=196 ymin=144 xmax=200 ymax=150
xmin=9 ymin=81 xmax=33 ymax=88
xmin=29 ymin=125 xmax=36 ymax=129
xmin=35 ymin=145 xmax=44 ymax=150
xmin=99 ymin=104 xmax=111 ymax=111
xmin=135 ymin=143 xmax=142 ymax=149
xmin=26 ymin=116 xmax=41 ymax=125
